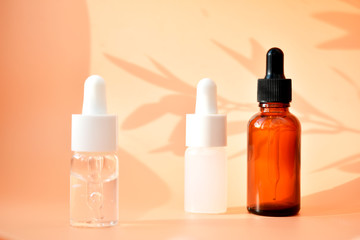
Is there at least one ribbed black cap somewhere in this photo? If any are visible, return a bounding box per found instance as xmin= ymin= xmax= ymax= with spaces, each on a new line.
xmin=257 ymin=48 xmax=292 ymax=103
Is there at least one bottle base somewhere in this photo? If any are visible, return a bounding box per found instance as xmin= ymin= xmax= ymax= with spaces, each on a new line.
xmin=247 ymin=204 xmax=300 ymax=217
xmin=70 ymin=219 xmax=118 ymax=228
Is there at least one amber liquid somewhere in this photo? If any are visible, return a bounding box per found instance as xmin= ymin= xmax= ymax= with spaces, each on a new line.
xmin=247 ymin=103 xmax=300 ymax=216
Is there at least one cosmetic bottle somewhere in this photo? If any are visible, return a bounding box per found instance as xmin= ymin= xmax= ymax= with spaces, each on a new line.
xmin=185 ymin=78 xmax=227 ymax=213
xmin=247 ymin=48 xmax=301 ymax=216
xmin=71 ymin=75 xmax=118 ymax=227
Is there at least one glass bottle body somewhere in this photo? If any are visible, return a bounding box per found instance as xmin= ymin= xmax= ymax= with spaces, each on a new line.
xmin=247 ymin=103 xmax=300 ymax=216
xmin=70 ymin=151 xmax=119 ymax=227
xmin=184 ymin=147 xmax=227 ymax=213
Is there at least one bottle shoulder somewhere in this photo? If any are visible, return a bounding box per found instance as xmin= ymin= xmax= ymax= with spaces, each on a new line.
xmin=71 ymin=152 xmax=119 ymax=164
xmin=72 ymin=151 xmax=119 ymax=158
xmin=248 ymin=111 xmax=301 ymax=130
xmin=248 ymin=112 xmax=262 ymax=124
xmin=287 ymin=112 xmax=301 ymax=128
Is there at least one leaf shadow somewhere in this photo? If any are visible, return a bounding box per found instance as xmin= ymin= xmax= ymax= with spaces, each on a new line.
xmin=312 ymin=0 xmax=360 ymax=50
xmin=212 ymin=38 xmax=360 ymax=134
xmin=331 ymin=67 xmax=360 ymax=101
xmin=313 ymin=153 xmax=360 ymax=174
xmin=212 ymin=38 xmax=264 ymax=77
xmin=105 ymin=53 xmax=252 ymax=156
xmin=122 ymin=94 xmax=195 ymax=130
xmin=105 ymin=53 xmax=194 ymax=94
xmin=151 ymin=117 xmax=186 ymax=156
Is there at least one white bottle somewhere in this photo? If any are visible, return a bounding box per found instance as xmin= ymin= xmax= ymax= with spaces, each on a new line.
xmin=70 ymin=75 xmax=118 ymax=227
xmin=185 ymin=78 xmax=227 ymax=213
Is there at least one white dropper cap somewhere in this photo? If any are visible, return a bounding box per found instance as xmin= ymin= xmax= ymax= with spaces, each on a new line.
xmin=186 ymin=78 xmax=227 ymax=147
xmin=71 ymin=75 xmax=117 ymax=152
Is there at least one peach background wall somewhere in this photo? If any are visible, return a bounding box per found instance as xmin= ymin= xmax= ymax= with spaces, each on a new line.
xmin=1 ymin=0 xmax=360 ymax=222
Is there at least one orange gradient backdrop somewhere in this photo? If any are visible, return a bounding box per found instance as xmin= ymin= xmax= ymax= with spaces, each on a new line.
xmin=1 ymin=0 xmax=360 ymax=229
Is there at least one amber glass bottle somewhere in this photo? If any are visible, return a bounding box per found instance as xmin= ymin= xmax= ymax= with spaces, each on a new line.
xmin=247 ymin=48 xmax=301 ymax=216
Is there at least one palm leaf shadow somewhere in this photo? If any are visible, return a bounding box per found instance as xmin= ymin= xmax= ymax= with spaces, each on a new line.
xmin=105 ymin=53 xmax=253 ymax=111
xmin=313 ymin=153 xmax=360 ymax=174
xmin=122 ymin=94 xmax=195 ymax=130
xmin=151 ymin=117 xmax=186 ymax=156
xmin=332 ymin=67 xmax=360 ymax=100
xmin=212 ymin=38 xmax=264 ymax=77
xmin=105 ymin=53 xmax=252 ymax=156
xmin=212 ymin=38 xmax=360 ymax=134
xmin=105 ymin=53 xmax=194 ymax=94
xmin=122 ymin=102 xmax=168 ymax=130
xmin=312 ymin=0 xmax=360 ymax=49
xmin=342 ymin=0 xmax=360 ymax=8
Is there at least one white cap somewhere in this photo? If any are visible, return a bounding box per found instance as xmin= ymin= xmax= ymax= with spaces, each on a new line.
xmin=71 ymin=75 xmax=117 ymax=152
xmin=186 ymin=78 xmax=227 ymax=147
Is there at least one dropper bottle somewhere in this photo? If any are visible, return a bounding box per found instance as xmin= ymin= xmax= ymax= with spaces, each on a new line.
xmin=247 ymin=48 xmax=301 ymax=216
xmin=185 ymin=78 xmax=227 ymax=213
xmin=71 ymin=75 xmax=118 ymax=227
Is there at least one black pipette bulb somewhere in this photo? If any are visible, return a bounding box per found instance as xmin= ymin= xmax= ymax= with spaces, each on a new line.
xmin=265 ymin=48 xmax=285 ymax=79
xmin=257 ymin=48 xmax=292 ymax=103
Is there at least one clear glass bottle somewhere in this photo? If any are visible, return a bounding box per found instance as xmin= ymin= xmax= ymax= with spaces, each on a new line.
xmin=70 ymin=152 xmax=119 ymax=227
xmin=71 ymin=75 xmax=118 ymax=226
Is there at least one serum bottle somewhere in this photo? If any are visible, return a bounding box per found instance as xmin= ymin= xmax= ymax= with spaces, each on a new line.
xmin=71 ymin=75 xmax=119 ymax=227
xmin=185 ymin=78 xmax=227 ymax=213
xmin=247 ymin=48 xmax=301 ymax=216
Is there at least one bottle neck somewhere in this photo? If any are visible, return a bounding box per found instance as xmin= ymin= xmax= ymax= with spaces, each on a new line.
xmin=259 ymin=102 xmax=289 ymax=113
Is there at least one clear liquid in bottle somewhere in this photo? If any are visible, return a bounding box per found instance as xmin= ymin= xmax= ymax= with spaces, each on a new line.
xmin=70 ymin=152 xmax=118 ymax=227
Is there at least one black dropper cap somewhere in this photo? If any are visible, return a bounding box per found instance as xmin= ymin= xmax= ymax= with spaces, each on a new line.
xmin=257 ymin=48 xmax=292 ymax=103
